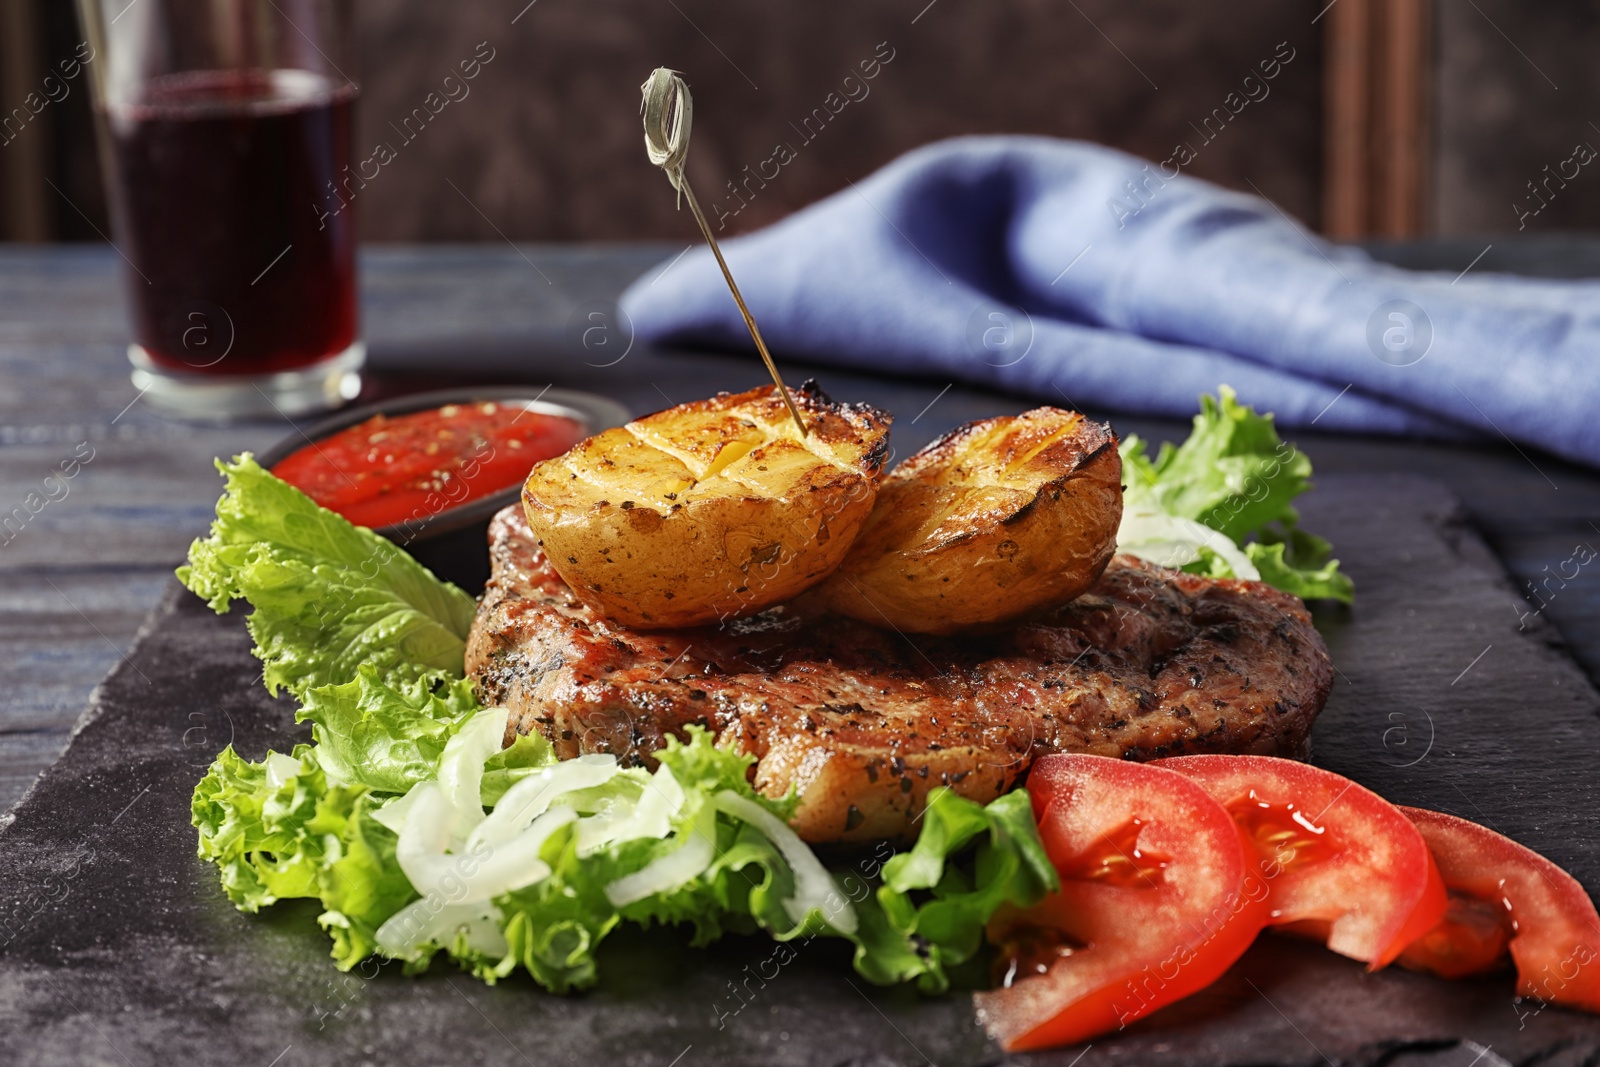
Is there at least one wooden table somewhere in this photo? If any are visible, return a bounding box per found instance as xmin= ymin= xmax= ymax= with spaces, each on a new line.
xmin=3 ymin=238 xmax=1599 ymax=819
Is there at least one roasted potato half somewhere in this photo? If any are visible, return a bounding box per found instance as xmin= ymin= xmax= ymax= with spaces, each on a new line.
xmin=523 ymin=382 xmax=891 ymax=628
xmin=815 ymin=408 xmax=1121 ymax=634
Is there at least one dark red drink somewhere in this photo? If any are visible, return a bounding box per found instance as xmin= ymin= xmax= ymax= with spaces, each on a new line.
xmin=104 ymin=68 xmax=358 ymax=375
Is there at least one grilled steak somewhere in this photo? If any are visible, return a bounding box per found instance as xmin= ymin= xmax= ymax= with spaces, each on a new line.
xmin=467 ymin=504 xmax=1333 ymax=844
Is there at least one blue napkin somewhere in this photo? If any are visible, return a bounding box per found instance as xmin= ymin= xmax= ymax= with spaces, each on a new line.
xmin=622 ymin=135 xmax=1600 ymax=466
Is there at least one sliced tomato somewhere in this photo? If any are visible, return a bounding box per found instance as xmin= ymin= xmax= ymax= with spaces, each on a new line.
xmin=1397 ymin=806 xmax=1600 ymax=1010
xmin=1157 ymin=755 xmax=1445 ymax=968
xmin=975 ymin=754 xmax=1266 ymax=1050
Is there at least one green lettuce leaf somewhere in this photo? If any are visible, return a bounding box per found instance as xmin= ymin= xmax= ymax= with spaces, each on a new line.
xmin=625 ymin=732 xmax=806 ymax=943
xmin=296 ymin=668 xmax=480 ymax=794
xmin=1122 ymin=387 xmax=1311 ymax=541
xmin=193 ymin=726 xmax=1053 ymax=993
xmin=312 ymin=792 xmax=418 ymax=969
xmin=494 ymin=820 xmax=631 ymax=991
xmin=184 ymin=462 xmax=1056 ymax=995
xmin=1120 ymin=387 xmax=1353 ymax=602
xmin=1245 ymin=526 xmax=1354 ymax=603
xmin=481 ymin=731 xmax=559 ymax=806
xmin=856 ymin=788 xmax=1059 ymax=993
xmin=192 ymin=743 xmax=418 ymax=968
xmin=177 ymin=454 xmax=477 ymax=700
xmin=193 ymin=744 xmax=326 ymax=910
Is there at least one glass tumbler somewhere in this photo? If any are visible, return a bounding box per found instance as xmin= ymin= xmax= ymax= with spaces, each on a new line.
xmin=78 ymin=0 xmax=363 ymax=419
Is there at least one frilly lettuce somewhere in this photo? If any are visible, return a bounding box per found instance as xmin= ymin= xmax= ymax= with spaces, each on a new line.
xmin=183 ymin=459 xmax=1053 ymax=994
xmin=856 ymin=788 xmax=1059 ymax=993
xmin=193 ymin=719 xmax=1052 ymax=994
xmin=296 ymin=667 xmax=480 ymax=794
xmin=190 ymin=743 xmax=416 ymax=967
xmin=178 ymin=454 xmax=477 ymax=700
xmin=1118 ymin=387 xmax=1354 ymax=603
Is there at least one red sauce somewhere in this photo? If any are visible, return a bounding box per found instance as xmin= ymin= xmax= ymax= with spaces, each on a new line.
xmin=272 ymin=401 xmax=586 ymax=530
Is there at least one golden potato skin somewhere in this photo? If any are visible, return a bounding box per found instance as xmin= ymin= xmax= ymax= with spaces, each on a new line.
xmin=522 ymin=382 xmax=891 ymax=628
xmin=816 ymin=408 xmax=1121 ymax=634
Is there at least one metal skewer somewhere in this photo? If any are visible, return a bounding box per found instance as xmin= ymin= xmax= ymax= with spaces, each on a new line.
xmin=640 ymin=67 xmax=808 ymax=437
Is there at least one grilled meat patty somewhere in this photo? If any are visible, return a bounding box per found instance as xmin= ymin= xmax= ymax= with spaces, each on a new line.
xmin=467 ymin=504 xmax=1333 ymax=844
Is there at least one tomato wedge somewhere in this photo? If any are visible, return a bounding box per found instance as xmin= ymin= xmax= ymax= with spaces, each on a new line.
xmin=975 ymin=755 xmax=1266 ymax=1050
xmin=1158 ymin=755 xmax=1445 ymax=967
xmin=1396 ymin=806 xmax=1600 ymax=1011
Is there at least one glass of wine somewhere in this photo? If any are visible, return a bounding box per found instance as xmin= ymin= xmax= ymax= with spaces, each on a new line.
xmin=77 ymin=0 xmax=362 ymax=419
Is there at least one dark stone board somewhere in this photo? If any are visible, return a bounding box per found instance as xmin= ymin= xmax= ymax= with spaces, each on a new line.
xmin=2 ymin=473 xmax=1599 ymax=1067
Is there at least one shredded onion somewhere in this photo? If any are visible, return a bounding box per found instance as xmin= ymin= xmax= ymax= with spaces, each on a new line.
xmin=604 ymin=803 xmax=716 ymax=907
xmin=371 ymin=785 xmax=422 ymax=835
xmin=713 ymin=791 xmax=857 ymax=935
xmin=435 ymin=707 xmax=510 ymax=844
xmin=389 ymin=718 xmax=755 ymax=929
xmin=576 ymin=763 xmax=685 ymax=855
xmin=393 ymin=782 xmax=459 ymax=899
xmin=468 ymin=754 xmax=618 ymax=853
xmin=375 ymin=898 xmax=508 ymax=961
xmin=1117 ymin=507 xmax=1260 ymax=579
xmin=397 ymin=778 xmax=577 ymax=906
xmin=452 ymin=807 xmax=576 ymax=903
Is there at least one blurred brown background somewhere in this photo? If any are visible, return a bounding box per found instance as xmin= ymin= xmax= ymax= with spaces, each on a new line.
xmin=0 ymin=0 xmax=1594 ymax=243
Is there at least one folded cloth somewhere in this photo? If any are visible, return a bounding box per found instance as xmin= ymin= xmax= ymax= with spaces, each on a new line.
xmin=622 ymin=135 xmax=1600 ymax=466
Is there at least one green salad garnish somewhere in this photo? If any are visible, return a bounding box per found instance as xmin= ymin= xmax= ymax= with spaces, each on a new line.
xmin=182 ymin=456 xmax=1056 ymax=993
xmin=1118 ymin=387 xmax=1354 ymax=603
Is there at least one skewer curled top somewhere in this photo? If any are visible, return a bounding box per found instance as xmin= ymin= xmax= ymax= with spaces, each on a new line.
xmin=637 ymin=66 xmax=808 ymax=438
xmin=641 ymin=68 xmax=692 ymax=202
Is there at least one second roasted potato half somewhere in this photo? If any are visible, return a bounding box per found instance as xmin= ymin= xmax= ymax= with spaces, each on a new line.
xmin=523 ymin=382 xmax=891 ymax=628
xmin=816 ymin=408 xmax=1121 ymax=634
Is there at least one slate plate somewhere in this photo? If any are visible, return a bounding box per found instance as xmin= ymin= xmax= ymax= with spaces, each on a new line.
xmin=2 ymin=473 xmax=1599 ymax=1067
